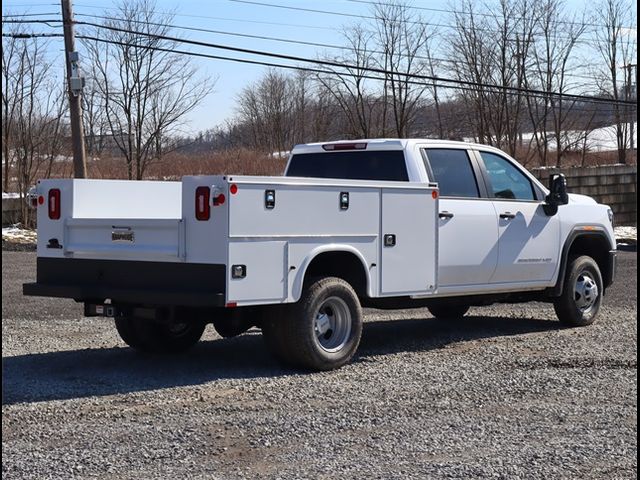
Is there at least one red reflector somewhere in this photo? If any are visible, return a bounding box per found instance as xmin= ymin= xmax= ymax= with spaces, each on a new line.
xmin=225 ymin=302 xmax=237 ymax=308
xmin=195 ymin=186 xmax=210 ymax=221
xmin=213 ymin=193 xmax=226 ymax=206
xmin=322 ymin=142 xmax=368 ymax=151
xmin=432 ymin=190 xmax=438 ymax=199
xmin=38 ymin=195 xmax=44 ymax=205
xmin=229 ymin=184 xmax=238 ymax=195
xmin=48 ymin=189 xmax=61 ymax=220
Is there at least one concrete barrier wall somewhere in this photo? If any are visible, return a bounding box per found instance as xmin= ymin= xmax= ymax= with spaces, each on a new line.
xmin=532 ymin=165 xmax=637 ymax=226
xmin=2 ymin=197 xmax=22 ymax=226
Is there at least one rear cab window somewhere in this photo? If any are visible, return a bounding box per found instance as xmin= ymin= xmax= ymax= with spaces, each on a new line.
xmin=422 ymin=149 xmax=480 ymax=198
xmin=285 ymin=150 xmax=409 ymax=182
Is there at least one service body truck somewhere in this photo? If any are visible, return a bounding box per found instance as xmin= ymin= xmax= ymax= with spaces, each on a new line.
xmin=24 ymin=139 xmax=617 ymax=370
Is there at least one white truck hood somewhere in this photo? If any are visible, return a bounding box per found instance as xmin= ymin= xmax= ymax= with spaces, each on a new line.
xmin=568 ymin=193 xmax=598 ymax=205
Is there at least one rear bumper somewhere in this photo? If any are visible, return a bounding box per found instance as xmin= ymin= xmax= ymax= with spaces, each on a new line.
xmin=23 ymin=257 xmax=226 ymax=307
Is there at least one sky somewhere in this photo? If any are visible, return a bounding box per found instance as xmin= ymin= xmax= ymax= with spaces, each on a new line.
xmin=2 ymin=0 xmax=638 ymax=135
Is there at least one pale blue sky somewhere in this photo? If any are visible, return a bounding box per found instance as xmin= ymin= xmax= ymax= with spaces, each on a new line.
xmin=2 ymin=0 xmax=637 ymax=134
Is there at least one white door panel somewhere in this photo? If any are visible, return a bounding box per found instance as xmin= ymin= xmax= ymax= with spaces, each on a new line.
xmin=491 ymin=202 xmax=560 ymax=283
xmin=437 ymin=199 xmax=499 ymax=287
xmin=228 ymin=241 xmax=287 ymax=303
xmin=380 ymin=188 xmax=437 ymax=295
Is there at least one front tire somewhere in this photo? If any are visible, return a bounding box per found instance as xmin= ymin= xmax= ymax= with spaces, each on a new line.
xmin=115 ymin=316 xmax=205 ymax=353
xmin=263 ymin=277 xmax=363 ymax=371
xmin=554 ymin=255 xmax=603 ymax=327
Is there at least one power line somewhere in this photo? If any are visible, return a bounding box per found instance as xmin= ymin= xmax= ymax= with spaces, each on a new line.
xmin=1 ymin=12 xmax=60 ymax=17
xmin=74 ymin=19 xmax=637 ymax=106
xmin=1 ymin=32 xmax=61 ymax=38
xmin=343 ymin=0 xmax=638 ymax=31
xmin=72 ymin=11 xmax=606 ymax=84
xmin=69 ymin=33 xmax=632 ymax=111
xmin=226 ymin=0 xmax=625 ymax=46
xmin=3 ymin=30 xmax=629 ymax=114
xmin=0 ymin=16 xmax=611 ymax=85
xmin=72 ymin=3 xmax=336 ymax=31
xmin=72 ymin=12 xmax=460 ymax=67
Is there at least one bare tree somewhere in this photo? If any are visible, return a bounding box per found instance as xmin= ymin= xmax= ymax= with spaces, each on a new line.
xmin=527 ymin=0 xmax=587 ymax=166
xmin=82 ymin=0 xmax=214 ymax=179
xmin=82 ymin=76 xmax=109 ymax=157
xmin=373 ymin=1 xmax=434 ymax=137
xmin=236 ymin=69 xmax=296 ymax=154
xmin=1 ymin=29 xmax=21 ymax=192
xmin=594 ymin=0 xmax=637 ymax=164
xmin=316 ymin=24 xmax=381 ymax=138
xmin=1 ymin=28 xmax=67 ymax=224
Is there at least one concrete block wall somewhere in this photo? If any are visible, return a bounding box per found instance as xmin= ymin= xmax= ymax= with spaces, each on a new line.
xmin=532 ymin=165 xmax=637 ymax=226
xmin=2 ymin=197 xmax=22 ymax=226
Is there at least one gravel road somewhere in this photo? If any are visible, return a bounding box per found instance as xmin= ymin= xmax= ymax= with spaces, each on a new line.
xmin=2 ymin=250 xmax=637 ymax=479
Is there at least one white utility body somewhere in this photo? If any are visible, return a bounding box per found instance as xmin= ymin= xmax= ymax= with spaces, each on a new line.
xmin=24 ymin=139 xmax=617 ymax=370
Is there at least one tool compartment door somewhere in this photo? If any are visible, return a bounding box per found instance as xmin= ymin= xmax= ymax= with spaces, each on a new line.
xmin=380 ymin=187 xmax=438 ymax=296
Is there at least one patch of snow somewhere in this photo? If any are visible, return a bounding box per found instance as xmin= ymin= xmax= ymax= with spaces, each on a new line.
xmin=269 ymin=151 xmax=291 ymax=159
xmin=614 ymin=226 xmax=637 ymax=245
xmin=2 ymin=192 xmax=20 ymax=199
xmin=465 ymin=122 xmax=637 ymax=152
xmin=2 ymin=225 xmax=37 ymax=244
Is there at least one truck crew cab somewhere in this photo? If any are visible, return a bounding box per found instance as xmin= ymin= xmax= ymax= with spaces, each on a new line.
xmin=24 ymin=139 xmax=617 ymax=370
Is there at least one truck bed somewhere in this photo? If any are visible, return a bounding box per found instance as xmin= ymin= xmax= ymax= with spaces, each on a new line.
xmin=25 ymin=175 xmax=439 ymax=307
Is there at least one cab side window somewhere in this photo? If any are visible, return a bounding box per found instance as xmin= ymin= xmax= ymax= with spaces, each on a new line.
xmin=479 ymin=152 xmax=535 ymax=201
xmin=424 ymin=149 xmax=480 ymax=198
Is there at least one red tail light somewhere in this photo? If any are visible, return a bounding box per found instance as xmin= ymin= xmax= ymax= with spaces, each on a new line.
xmin=195 ymin=186 xmax=210 ymax=221
xmin=48 ymin=188 xmax=61 ymax=220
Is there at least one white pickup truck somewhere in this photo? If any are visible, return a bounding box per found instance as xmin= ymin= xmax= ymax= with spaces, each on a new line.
xmin=24 ymin=139 xmax=617 ymax=370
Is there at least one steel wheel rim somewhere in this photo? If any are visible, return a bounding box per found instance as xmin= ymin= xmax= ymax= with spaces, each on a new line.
xmin=574 ymin=271 xmax=599 ymax=314
xmin=313 ymin=297 xmax=352 ymax=353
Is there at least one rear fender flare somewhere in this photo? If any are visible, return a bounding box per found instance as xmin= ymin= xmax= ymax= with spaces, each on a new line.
xmin=291 ymin=245 xmax=372 ymax=302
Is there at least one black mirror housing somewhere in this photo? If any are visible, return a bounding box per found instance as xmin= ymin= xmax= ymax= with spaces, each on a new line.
xmin=543 ymin=174 xmax=569 ymax=216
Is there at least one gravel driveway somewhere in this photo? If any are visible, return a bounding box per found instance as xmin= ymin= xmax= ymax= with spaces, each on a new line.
xmin=2 ymin=250 xmax=637 ymax=479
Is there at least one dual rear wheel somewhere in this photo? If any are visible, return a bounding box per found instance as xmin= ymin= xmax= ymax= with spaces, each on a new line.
xmin=115 ymin=316 xmax=205 ymax=353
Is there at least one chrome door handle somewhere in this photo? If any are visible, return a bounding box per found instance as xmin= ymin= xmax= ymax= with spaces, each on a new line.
xmin=439 ymin=211 xmax=454 ymax=219
xmin=500 ymin=212 xmax=516 ymax=219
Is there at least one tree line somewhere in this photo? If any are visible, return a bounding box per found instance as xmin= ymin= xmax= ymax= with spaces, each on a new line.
xmin=2 ymin=0 xmax=637 ymax=217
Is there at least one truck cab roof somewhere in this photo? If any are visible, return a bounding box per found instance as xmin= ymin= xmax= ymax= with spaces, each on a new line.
xmin=291 ymin=138 xmax=501 ymax=155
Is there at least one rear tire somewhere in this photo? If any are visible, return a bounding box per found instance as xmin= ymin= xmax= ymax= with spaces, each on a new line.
xmin=263 ymin=277 xmax=363 ymax=371
xmin=428 ymin=302 xmax=470 ymax=319
xmin=554 ymin=255 xmax=603 ymax=327
xmin=115 ymin=316 xmax=145 ymax=349
xmin=115 ymin=316 xmax=205 ymax=353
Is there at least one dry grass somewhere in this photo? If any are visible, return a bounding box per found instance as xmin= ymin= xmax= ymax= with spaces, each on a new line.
xmin=86 ymin=148 xmax=286 ymax=181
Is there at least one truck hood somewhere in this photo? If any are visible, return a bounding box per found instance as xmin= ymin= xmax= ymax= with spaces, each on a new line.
xmin=568 ymin=193 xmax=598 ymax=205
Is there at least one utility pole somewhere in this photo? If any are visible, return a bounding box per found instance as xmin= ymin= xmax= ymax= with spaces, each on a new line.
xmin=61 ymin=0 xmax=88 ymax=178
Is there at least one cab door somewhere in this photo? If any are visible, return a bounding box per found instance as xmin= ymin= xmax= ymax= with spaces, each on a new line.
xmin=422 ymin=148 xmax=499 ymax=288
xmin=474 ymin=150 xmax=560 ymax=284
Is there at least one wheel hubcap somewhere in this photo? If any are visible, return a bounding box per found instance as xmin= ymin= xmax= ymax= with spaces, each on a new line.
xmin=313 ymin=297 xmax=352 ymax=353
xmin=574 ymin=272 xmax=599 ymax=313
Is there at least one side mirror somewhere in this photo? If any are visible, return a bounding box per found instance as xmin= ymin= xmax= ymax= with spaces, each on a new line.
xmin=543 ymin=174 xmax=569 ymax=216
